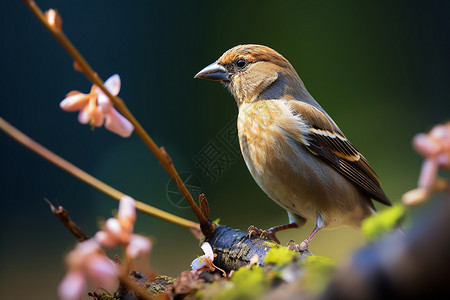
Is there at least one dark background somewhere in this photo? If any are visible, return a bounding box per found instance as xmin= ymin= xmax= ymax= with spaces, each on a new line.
xmin=1 ymin=1 xmax=449 ymax=299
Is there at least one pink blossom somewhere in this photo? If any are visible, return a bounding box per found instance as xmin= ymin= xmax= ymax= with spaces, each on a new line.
xmin=58 ymin=271 xmax=85 ymax=300
xmin=58 ymin=196 xmax=152 ymax=299
xmin=190 ymin=242 xmax=215 ymax=270
xmin=412 ymin=122 xmax=450 ymax=189
xmin=85 ymin=255 xmax=118 ymax=291
xmin=403 ymin=122 xmax=450 ymax=206
xmin=190 ymin=242 xmax=226 ymax=276
xmin=127 ymin=234 xmax=152 ymax=259
xmin=59 ymin=74 xmax=134 ymax=137
xmin=117 ymin=194 xmax=136 ymax=225
xmin=58 ymin=240 xmax=118 ymax=300
xmin=95 ymin=195 xmax=151 ymax=259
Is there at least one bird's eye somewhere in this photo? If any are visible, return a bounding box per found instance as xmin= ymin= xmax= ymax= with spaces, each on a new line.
xmin=235 ymin=59 xmax=247 ymax=68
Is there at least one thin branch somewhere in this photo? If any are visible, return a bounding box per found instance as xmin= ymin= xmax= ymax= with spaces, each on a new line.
xmin=45 ymin=198 xmax=89 ymax=242
xmin=0 ymin=117 xmax=200 ymax=233
xmin=22 ymin=0 xmax=209 ymax=228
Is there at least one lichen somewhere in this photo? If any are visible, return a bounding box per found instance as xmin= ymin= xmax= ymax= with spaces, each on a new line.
xmin=147 ymin=275 xmax=175 ymax=295
xmin=362 ymin=204 xmax=405 ymax=241
xmin=263 ymin=245 xmax=298 ymax=266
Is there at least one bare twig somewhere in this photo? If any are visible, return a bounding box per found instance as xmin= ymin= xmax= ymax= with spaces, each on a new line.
xmin=45 ymin=198 xmax=89 ymax=242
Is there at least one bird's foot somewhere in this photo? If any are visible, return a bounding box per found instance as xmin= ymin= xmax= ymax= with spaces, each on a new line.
xmin=298 ymin=239 xmax=309 ymax=252
xmin=286 ymin=240 xmax=313 ymax=256
xmin=247 ymin=225 xmax=281 ymax=244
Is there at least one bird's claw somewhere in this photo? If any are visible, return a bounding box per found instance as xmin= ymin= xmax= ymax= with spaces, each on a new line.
xmin=247 ymin=225 xmax=281 ymax=244
xmin=286 ymin=239 xmax=312 ymax=256
xmin=298 ymin=240 xmax=309 ymax=252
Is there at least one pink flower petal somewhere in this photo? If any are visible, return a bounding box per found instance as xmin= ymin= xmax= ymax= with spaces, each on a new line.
xmin=126 ymin=234 xmax=152 ymax=259
xmin=105 ymin=218 xmax=123 ymax=236
xmin=104 ymin=108 xmax=134 ymax=137
xmin=190 ymin=242 xmax=214 ymax=270
xmin=418 ymin=159 xmax=438 ymax=188
xmin=413 ymin=133 xmax=440 ymax=157
xmin=200 ymin=242 xmax=214 ymax=260
xmin=90 ymin=109 xmax=105 ymax=127
xmin=76 ymin=239 xmax=101 ymax=256
xmin=98 ymin=92 xmax=113 ymax=114
xmin=60 ymin=93 xmax=89 ymax=112
xmin=95 ymin=230 xmax=119 ymax=248
xmin=58 ymin=270 xmax=86 ymax=300
xmin=430 ymin=124 xmax=449 ymax=141
xmin=98 ymin=74 xmax=120 ymax=114
xmin=75 ymin=94 xmax=104 ymax=127
xmin=118 ymin=196 xmax=136 ymax=224
xmin=104 ymin=74 xmax=121 ymax=97
xmin=77 ymin=107 xmax=104 ymax=127
xmin=190 ymin=257 xmax=206 ymax=270
xmin=66 ymin=240 xmax=101 ymax=268
xmin=86 ymin=256 xmax=119 ymax=293
xmin=77 ymin=108 xmax=91 ymax=124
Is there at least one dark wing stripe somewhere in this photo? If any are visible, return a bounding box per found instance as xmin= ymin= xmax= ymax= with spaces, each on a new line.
xmin=288 ymin=100 xmax=391 ymax=206
xmin=338 ymin=160 xmax=390 ymax=205
xmin=314 ymin=132 xmax=360 ymax=162
xmin=356 ymin=156 xmax=381 ymax=186
xmin=302 ymin=135 xmax=340 ymax=167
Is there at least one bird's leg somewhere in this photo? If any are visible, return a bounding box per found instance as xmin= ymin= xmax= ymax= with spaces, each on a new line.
xmin=248 ymin=223 xmax=299 ymax=244
xmin=298 ymin=213 xmax=323 ymax=251
xmin=298 ymin=225 xmax=321 ymax=251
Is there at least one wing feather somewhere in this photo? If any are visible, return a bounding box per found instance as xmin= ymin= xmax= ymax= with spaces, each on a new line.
xmin=288 ymin=101 xmax=391 ymax=206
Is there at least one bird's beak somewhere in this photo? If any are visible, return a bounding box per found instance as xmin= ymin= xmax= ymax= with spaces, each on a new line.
xmin=194 ymin=62 xmax=230 ymax=81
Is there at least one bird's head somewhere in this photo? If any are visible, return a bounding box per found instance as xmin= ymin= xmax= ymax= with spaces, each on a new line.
xmin=195 ymin=44 xmax=313 ymax=106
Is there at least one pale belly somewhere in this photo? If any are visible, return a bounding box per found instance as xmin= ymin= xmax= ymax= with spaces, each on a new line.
xmin=237 ymin=101 xmax=372 ymax=229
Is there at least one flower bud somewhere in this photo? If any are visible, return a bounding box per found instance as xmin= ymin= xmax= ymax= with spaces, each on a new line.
xmin=45 ymin=9 xmax=62 ymax=31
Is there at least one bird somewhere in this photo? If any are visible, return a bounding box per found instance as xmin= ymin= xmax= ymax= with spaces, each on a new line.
xmin=194 ymin=44 xmax=391 ymax=250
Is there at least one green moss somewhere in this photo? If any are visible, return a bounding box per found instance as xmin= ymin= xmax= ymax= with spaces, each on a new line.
xmin=264 ymin=246 xmax=298 ymax=266
xmin=302 ymin=255 xmax=336 ymax=272
xmin=362 ymin=204 xmax=405 ymax=241
xmin=263 ymin=241 xmax=277 ymax=247
xmin=219 ymin=267 xmax=266 ymax=300
xmin=198 ymin=266 xmax=267 ymax=300
xmin=231 ymin=266 xmax=265 ymax=285
xmin=301 ymin=255 xmax=336 ymax=294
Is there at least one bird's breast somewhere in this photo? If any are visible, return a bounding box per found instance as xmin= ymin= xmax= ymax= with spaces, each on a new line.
xmin=237 ymin=100 xmax=308 ymax=177
xmin=238 ymin=101 xmax=282 ymax=174
xmin=237 ymin=101 xmax=316 ymax=219
xmin=237 ymin=100 xmax=371 ymax=228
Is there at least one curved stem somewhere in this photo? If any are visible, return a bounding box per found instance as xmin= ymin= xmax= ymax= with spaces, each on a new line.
xmin=0 ymin=117 xmax=200 ymax=232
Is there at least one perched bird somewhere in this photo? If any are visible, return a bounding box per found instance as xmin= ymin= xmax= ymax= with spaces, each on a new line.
xmin=195 ymin=45 xmax=391 ymax=249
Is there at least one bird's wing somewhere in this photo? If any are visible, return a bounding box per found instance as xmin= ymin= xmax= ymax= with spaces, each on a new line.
xmin=288 ymin=101 xmax=391 ymax=206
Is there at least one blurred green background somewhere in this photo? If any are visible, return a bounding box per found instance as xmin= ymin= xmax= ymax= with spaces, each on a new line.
xmin=1 ymin=0 xmax=449 ymax=299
